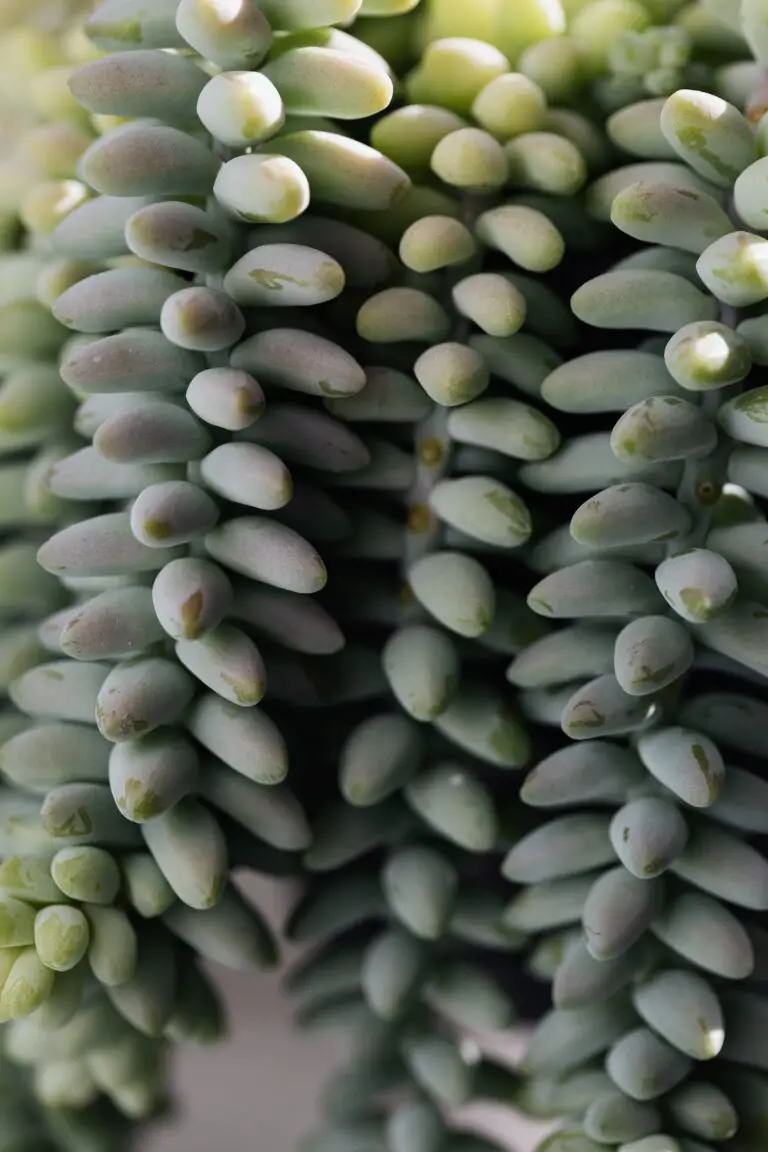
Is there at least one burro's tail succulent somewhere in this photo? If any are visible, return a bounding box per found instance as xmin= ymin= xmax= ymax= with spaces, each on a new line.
xmin=6 ymin=0 xmax=768 ymax=1151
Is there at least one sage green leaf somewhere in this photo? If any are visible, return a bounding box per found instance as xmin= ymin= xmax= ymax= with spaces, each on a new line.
xmin=434 ymin=686 xmax=530 ymax=768
xmin=572 ymin=271 xmax=717 ymax=332
xmin=584 ymin=867 xmax=665 ymax=961
xmin=109 ymin=730 xmax=199 ymax=823
xmin=405 ymin=765 xmax=498 ymax=853
xmin=95 ymin=657 xmax=194 ymax=743
xmin=521 ymin=741 xmax=646 ymax=808
xmin=186 ymin=693 xmax=288 ymax=785
xmin=610 ymin=797 xmax=689 ymax=878
xmin=408 ymin=551 xmax=494 ymax=638
xmin=523 ymin=996 xmax=637 ymax=1076
xmin=86 ymin=905 xmax=138 ymax=986
xmin=361 ymin=929 xmax=425 ymax=1021
xmin=571 ymin=483 xmax=691 ymax=549
xmin=633 ymin=969 xmax=724 ymax=1060
xmin=142 ymin=798 xmax=227 ymax=910
xmin=607 ymin=1027 xmax=692 ymax=1101
xmin=669 ymin=821 xmax=768 ymax=909
xmin=655 ymin=548 xmax=738 ymax=624
xmin=562 ymin=675 xmax=657 ymax=740
xmin=339 ymin=713 xmax=423 ymax=807
xmin=637 ymin=726 xmax=724 ymax=807
xmin=382 ymin=845 xmax=457 ymax=941
xmin=527 ymin=559 xmax=663 ymax=619
xmin=660 ymin=88 xmax=755 ymax=187
xmin=611 ymin=396 xmax=717 ymax=464
xmin=652 ymin=892 xmax=754 ymax=980
xmin=79 ymin=125 xmax=219 ymax=198
xmin=51 ymin=846 xmax=120 ymax=906
xmin=503 ymin=814 xmax=613 ymax=884
xmin=614 ymin=615 xmax=694 ymax=696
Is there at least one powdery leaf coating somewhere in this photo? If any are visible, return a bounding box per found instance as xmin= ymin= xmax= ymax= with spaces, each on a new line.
xmin=53 ymin=266 xmax=186 ymax=334
xmin=34 ymin=905 xmax=89 ymax=973
xmin=232 ymin=328 xmax=365 ymax=398
xmin=399 ymin=215 xmax=475 ymax=274
xmin=382 ymin=845 xmax=458 ymax=942
xmin=652 ymin=892 xmax=754 ymax=981
xmin=51 ymin=845 xmax=121 ymax=905
xmin=261 ymin=47 xmax=393 ymax=120
xmin=472 ymin=71 xmax=547 ymax=139
xmin=633 ymin=969 xmax=724 ymax=1061
xmin=275 ymin=131 xmax=410 ymax=210
xmin=186 ymin=367 xmax=264 ymax=432
xmin=204 ymin=517 xmax=327 ymax=595
xmin=400 ymin=1033 xmax=473 ymax=1107
xmin=95 ymin=402 xmax=212 ymax=464
xmin=95 ymin=656 xmax=195 ymax=743
xmin=430 ymin=474 xmax=532 ymax=548
xmin=361 ymin=928 xmax=425 ymax=1022
xmin=405 ymin=765 xmax=499 ymax=853
xmin=125 ymin=200 xmax=232 ymax=274
xmin=503 ymin=814 xmax=614 ymax=884
xmin=406 ymin=38 xmax=510 ymax=116
xmin=607 ymin=98 xmax=677 ymax=159
xmin=86 ymin=0 xmax=187 ymax=51
xmin=665 ymin=320 xmax=752 ymax=390
xmin=572 ymin=270 xmax=718 ymax=332
xmin=451 ymin=276 xmax=527 ymax=338
xmin=357 ymin=287 xmax=449 ymax=344
xmin=448 ymin=396 xmax=561 ymax=460
xmin=561 ymin=674 xmax=656 ymax=741
xmin=142 ymin=797 xmax=228 ymax=911
xmin=476 ymin=204 xmax=565 ymax=273
xmin=175 ymin=0 xmax=273 ymax=68
xmin=670 ymin=821 xmax=768 ymax=910
xmin=214 ymin=154 xmax=310 ymax=224
xmin=87 ymin=904 xmax=138 ymax=986
xmin=505 ymin=131 xmax=587 ymax=195
xmin=528 ymin=559 xmax=663 ymax=619
xmin=69 ymin=49 xmax=207 ymax=121
xmin=583 ymin=866 xmax=666 ymax=961
xmin=175 ymin=624 xmax=266 ymax=707
xmin=224 ymin=244 xmax=345 ymax=309
xmin=698 ymin=231 xmax=768 ymax=308
xmin=408 ymin=550 xmax=495 ymax=638
xmin=614 ymin=614 xmax=694 ymax=696
xmin=571 ymin=483 xmax=691 ymax=549
xmin=611 ymin=180 xmax=732 ymax=255
xmin=542 ymin=350 xmax=681 ymax=414
xmin=607 ymin=1027 xmax=692 ymax=1102
xmin=584 ymin=1093 xmax=661 ymax=1145
xmin=197 ymin=71 xmax=285 ymax=148
xmin=109 ymin=730 xmax=199 ymax=823
xmin=79 ymin=124 xmax=219 ymax=198
xmin=160 ymin=287 xmax=245 ymax=353
xmin=382 ymin=624 xmax=459 ymax=722
xmin=611 ymin=396 xmax=717 ymax=464
xmin=610 ymin=797 xmax=688 ymax=879
xmin=638 ymin=726 xmax=725 ymax=807
xmin=186 ymin=693 xmax=288 ymax=785
xmin=660 ymin=89 xmax=756 ymax=188
xmin=522 ymin=997 xmax=637 ymax=1076
xmin=521 ymin=741 xmax=645 ymax=810
xmin=655 ymin=547 xmax=738 ymax=624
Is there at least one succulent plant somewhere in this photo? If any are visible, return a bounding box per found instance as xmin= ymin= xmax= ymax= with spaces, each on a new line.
xmin=5 ymin=1 xmax=768 ymax=1152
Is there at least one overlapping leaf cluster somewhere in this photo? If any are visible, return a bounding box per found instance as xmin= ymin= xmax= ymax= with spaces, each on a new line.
xmin=6 ymin=1 xmax=768 ymax=1151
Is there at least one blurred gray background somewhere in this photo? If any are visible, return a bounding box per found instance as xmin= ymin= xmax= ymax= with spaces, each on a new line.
xmin=147 ymin=875 xmax=551 ymax=1152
